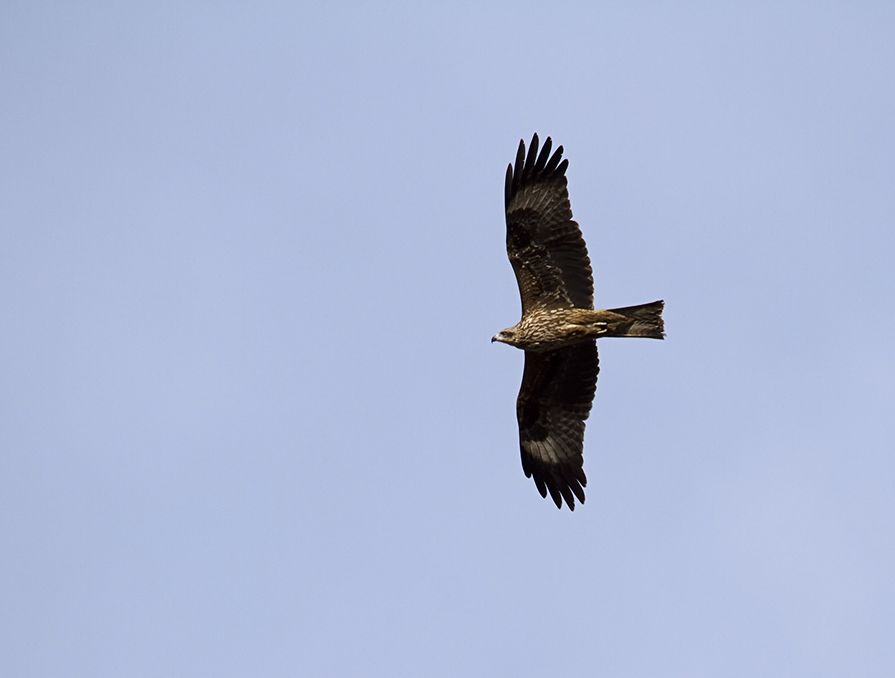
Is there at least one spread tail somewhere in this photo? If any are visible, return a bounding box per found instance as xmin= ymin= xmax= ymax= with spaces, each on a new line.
xmin=602 ymin=300 xmax=665 ymax=338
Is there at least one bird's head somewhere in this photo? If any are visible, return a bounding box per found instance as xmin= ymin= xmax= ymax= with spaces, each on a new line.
xmin=491 ymin=327 xmax=519 ymax=346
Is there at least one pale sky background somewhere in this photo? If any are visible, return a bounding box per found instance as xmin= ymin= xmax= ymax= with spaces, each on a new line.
xmin=2 ymin=3 xmax=894 ymax=677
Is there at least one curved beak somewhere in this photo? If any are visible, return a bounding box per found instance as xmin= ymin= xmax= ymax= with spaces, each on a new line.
xmin=491 ymin=335 xmax=498 ymax=343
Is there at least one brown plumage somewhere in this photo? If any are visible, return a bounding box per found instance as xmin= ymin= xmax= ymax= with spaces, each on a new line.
xmin=493 ymin=133 xmax=665 ymax=510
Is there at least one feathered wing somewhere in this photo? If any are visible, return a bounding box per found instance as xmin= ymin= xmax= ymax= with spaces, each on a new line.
xmin=505 ymin=133 xmax=594 ymax=313
xmin=517 ymin=341 xmax=599 ymax=510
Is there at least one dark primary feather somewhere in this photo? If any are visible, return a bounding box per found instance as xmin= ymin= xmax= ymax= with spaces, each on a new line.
xmin=517 ymin=341 xmax=600 ymax=510
xmin=505 ymin=133 xmax=594 ymax=313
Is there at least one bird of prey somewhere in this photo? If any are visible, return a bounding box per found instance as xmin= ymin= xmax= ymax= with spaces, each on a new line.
xmin=493 ymin=133 xmax=665 ymax=510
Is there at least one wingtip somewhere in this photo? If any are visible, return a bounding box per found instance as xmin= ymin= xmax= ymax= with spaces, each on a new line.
xmin=543 ymin=144 xmax=565 ymax=174
xmin=522 ymin=133 xmax=539 ymax=177
xmin=504 ymin=162 xmax=513 ymax=208
xmin=550 ymin=491 xmax=563 ymax=509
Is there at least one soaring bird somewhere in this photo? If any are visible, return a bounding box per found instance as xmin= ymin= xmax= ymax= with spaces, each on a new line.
xmin=493 ymin=133 xmax=665 ymax=510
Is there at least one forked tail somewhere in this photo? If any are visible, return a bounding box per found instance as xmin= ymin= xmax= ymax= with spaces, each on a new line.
xmin=603 ymin=300 xmax=665 ymax=338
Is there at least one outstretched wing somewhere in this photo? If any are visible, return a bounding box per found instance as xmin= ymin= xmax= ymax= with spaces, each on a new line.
xmin=505 ymin=133 xmax=594 ymax=313
xmin=517 ymin=341 xmax=599 ymax=510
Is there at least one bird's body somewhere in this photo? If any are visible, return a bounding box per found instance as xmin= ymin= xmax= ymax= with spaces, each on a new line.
xmin=507 ymin=307 xmax=607 ymax=351
xmin=493 ymin=133 xmax=665 ymax=510
xmin=496 ymin=306 xmax=663 ymax=351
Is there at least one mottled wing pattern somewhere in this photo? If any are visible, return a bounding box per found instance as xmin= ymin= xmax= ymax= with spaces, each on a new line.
xmin=517 ymin=341 xmax=599 ymax=510
xmin=505 ymin=133 xmax=594 ymax=313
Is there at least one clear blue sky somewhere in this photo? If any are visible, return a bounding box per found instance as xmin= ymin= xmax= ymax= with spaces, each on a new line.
xmin=2 ymin=3 xmax=894 ymax=676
